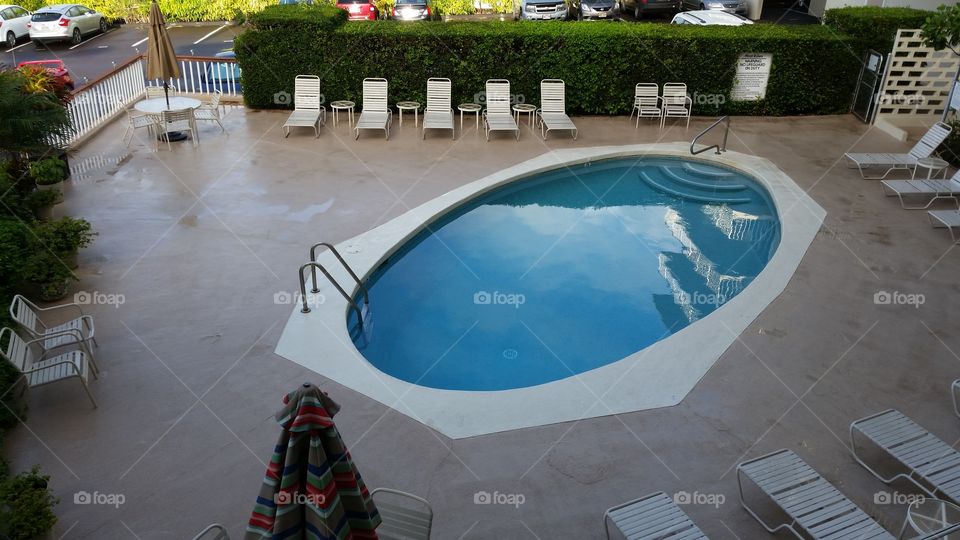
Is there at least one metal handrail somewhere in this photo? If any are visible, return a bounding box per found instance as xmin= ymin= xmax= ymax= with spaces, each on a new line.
xmin=298 ymin=263 xmax=364 ymax=330
xmin=308 ymin=243 xmax=369 ymax=305
xmin=690 ymin=116 xmax=730 ymax=155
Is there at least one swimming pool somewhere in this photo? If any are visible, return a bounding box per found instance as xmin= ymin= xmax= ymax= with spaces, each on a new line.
xmin=349 ymin=156 xmax=781 ymax=391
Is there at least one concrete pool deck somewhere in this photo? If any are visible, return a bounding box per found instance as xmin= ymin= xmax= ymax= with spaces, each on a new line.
xmin=6 ymin=109 xmax=960 ymax=539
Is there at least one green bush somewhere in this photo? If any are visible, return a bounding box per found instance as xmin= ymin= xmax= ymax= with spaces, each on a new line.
xmin=29 ymin=157 xmax=68 ymax=186
xmin=433 ymin=0 xmax=474 ymax=15
xmin=19 ymin=0 xmax=277 ymax=22
xmin=823 ymin=6 xmax=931 ymax=55
xmin=248 ymin=3 xmax=348 ymax=29
xmin=0 ymin=466 xmax=58 ymax=540
xmin=235 ymin=20 xmax=859 ymax=116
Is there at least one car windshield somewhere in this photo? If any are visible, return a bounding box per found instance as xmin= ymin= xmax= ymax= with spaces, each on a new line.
xmin=31 ymin=12 xmax=61 ymax=21
xmin=339 ymin=0 xmax=367 ymax=4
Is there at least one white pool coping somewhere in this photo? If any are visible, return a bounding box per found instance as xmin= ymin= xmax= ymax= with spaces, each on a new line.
xmin=275 ymin=143 xmax=826 ymax=439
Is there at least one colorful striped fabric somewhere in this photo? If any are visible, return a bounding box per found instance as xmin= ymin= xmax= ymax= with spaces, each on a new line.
xmin=245 ymin=384 xmax=381 ymax=540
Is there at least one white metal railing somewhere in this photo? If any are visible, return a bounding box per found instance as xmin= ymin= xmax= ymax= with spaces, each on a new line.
xmin=145 ymin=56 xmax=241 ymax=97
xmin=59 ymin=56 xmax=146 ymax=148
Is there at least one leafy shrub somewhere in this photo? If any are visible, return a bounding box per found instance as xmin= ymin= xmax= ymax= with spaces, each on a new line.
xmin=938 ymin=119 xmax=960 ymax=166
xmin=0 ymin=466 xmax=58 ymax=540
xmin=236 ymin=20 xmax=859 ymax=116
xmin=248 ymin=3 xmax=348 ymax=29
xmin=433 ymin=0 xmax=474 ymax=15
xmin=29 ymin=157 xmax=68 ymax=186
xmin=20 ymin=0 xmax=277 ymax=22
xmin=823 ymin=6 xmax=930 ymax=55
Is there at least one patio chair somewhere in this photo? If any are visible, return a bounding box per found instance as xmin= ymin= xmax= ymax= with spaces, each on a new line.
xmin=122 ymin=106 xmax=158 ymax=147
xmin=422 ymin=77 xmax=454 ymax=140
xmin=370 ymin=488 xmax=433 ymax=540
xmin=0 ymin=327 xmax=98 ymax=408
xmin=538 ymin=79 xmax=577 ymax=140
xmin=355 ymin=77 xmax=392 ymax=140
xmin=194 ymin=91 xmax=226 ymax=133
xmin=952 ymin=380 xmax=960 ymax=418
xmin=10 ymin=294 xmax=97 ymax=355
xmin=145 ymin=85 xmax=172 ymax=99
xmin=283 ymin=75 xmax=325 ymax=138
xmin=851 ymin=409 xmax=960 ymax=505
xmin=660 ymin=83 xmax=691 ymax=130
xmin=630 ymin=83 xmax=662 ymax=129
xmin=191 ymin=523 xmax=229 ymax=540
xmin=929 ymin=209 xmax=960 ymax=243
xmin=738 ymin=448 xmax=894 ymax=540
xmin=845 ymin=122 xmax=952 ymax=179
xmin=483 ymin=79 xmax=519 ymax=142
xmin=881 ymin=169 xmax=960 ymax=209
xmin=160 ymin=108 xmax=199 ymax=150
xmin=603 ymin=491 xmax=709 ymax=540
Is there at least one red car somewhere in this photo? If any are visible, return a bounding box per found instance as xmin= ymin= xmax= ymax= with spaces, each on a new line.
xmin=337 ymin=0 xmax=377 ymax=20
xmin=18 ymin=59 xmax=74 ymax=90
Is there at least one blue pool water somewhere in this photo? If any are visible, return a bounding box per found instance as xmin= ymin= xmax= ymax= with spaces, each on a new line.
xmin=348 ymin=157 xmax=781 ymax=391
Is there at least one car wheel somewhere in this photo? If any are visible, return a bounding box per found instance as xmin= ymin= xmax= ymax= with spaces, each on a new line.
xmin=70 ymin=28 xmax=81 ymax=45
xmin=5 ymin=31 xmax=14 ymax=49
xmin=99 ymin=18 xmax=107 ymax=34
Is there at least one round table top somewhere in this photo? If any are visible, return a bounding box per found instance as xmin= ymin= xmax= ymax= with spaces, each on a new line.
xmin=917 ymin=156 xmax=949 ymax=168
xmin=512 ymin=103 xmax=538 ymax=112
xmin=458 ymin=103 xmax=482 ymax=111
xmin=906 ymin=498 xmax=960 ymax=534
xmin=397 ymin=101 xmax=420 ymax=109
xmin=330 ymin=100 xmax=355 ymax=108
xmin=134 ymin=97 xmax=202 ymax=114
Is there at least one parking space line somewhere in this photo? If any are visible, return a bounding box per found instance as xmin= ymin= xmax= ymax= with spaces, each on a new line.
xmin=131 ymin=36 xmax=148 ymax=47
xmin=193 ymin=24 xmax=227 ymax=45
xmin=68 ymin=30 xmax=109 ymax=50
xmin=4 ymin=41 xmax=31 ymax=53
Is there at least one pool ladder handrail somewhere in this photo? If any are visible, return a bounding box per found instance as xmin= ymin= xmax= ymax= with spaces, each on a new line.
xmin=690 ymin=116 xmax=729 ymax=156
xmin=297 ymin=243 xmax=369 ymax=329
xmin=298 ymin=263 xmax=365 ymax=328
xmin=308 ymin=242 xmax=369 ymax=304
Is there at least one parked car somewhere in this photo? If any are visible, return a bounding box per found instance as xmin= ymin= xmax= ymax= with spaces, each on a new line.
xmin=28 ymin=4 xmax=106 ymax=46
xmin=520 ymin=0 xmax=567 ymax=20
xmin=337 ymin=0 xmax=377 ymax=20
xmin=670 ymin=9 xmax=750 ymax=24
xmin=577 ymin=0 xmax=618 ymax=19
xmin=680 ymin=0 xmax=744 ymax=13
xmin=201 ymin=50 xmax=242 ymax=92
xmin=18 ymin=59 xmax=74 ymax=89
xmin=392 ymin=0 xmax=429 ymax=20
xmin=620 ymin=0 xmax=677 ymax=19
xmin=279 ymin=0 xmax=313 ymax=3
xmin=0 ymin=4 xmax=30 ymax=48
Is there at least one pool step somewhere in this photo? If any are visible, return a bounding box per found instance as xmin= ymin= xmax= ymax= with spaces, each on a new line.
xmin=660 ymin=166 xmax=746 ymax=192
xmin=683 ymin=162 xmax=734 ymax=178
xmin=638 ymin=172 xmax=751 ymax=205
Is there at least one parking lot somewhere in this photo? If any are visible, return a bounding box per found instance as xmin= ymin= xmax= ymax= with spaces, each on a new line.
xmin=0 ymin=22 xmax=243 ymax=87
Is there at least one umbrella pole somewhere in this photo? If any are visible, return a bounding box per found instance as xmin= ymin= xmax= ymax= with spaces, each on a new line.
xmin=163 ymin=81 xmax=170 ymax=110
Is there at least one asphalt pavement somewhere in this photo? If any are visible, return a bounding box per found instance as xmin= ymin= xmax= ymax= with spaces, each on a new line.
xmin=0 ymin=22 xmax=243 ymax=87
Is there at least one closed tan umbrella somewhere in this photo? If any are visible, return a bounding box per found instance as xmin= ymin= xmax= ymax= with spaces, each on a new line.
xmin=145 ymin=0 xmax=179 ymax=109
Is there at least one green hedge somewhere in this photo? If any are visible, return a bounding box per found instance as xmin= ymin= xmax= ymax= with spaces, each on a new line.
xmin=235 ymin=19 xmax=860 ymax=116
xmin=823 ymin=6 xmax=931 ymax=55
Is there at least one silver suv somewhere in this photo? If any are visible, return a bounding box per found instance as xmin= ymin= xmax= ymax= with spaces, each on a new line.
xmin=520 ymin=0 xmax=568 ymax=20
xmin=680 ymin=0 xmax=745 ymax=14
xmin=29 ymin=4 xmax=106 ymax=46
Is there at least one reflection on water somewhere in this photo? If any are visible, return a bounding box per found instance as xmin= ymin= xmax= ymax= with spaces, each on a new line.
xmin=350 ymin=158 xmax=781 ymax=391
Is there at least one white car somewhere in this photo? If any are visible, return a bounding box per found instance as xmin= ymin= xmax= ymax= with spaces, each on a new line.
xmin=671 ymin=9 xmax=751 ymax=25
xmin=0 ymin=4 xmax=30 ymax=48
xmin=29 ymin=4 xmax=106 ymax=46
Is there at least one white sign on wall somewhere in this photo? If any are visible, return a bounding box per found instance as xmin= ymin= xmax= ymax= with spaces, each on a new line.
xmin=731 ymin=53 xmax=773 ymax=102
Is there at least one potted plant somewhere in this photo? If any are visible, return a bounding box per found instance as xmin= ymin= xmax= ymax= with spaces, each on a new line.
xmin=35 ymin=217 xmax=95 ymax=270
xmin=28 ymin=157 xmax=67 ymax=201
xmin=26 ymin=189 xmax=59 ymax=221
xmin=21 ymin=251 xmax=73 ymax=302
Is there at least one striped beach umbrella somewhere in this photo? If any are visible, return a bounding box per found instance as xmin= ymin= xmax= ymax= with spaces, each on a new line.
xmin=245 ymin=383 xmax=381 ymax=540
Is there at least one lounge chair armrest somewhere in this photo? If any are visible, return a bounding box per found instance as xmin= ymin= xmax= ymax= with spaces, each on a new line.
xmin=36 ymin=301 xmax=86 ymax=317
xmin=25 ymin=329 xmax=83 ymax=347
xmin=23 ymin=359 xmax=83 ymax=375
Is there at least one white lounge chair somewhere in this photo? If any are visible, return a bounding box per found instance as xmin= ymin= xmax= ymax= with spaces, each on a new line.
xmin=851 ymin=409 xmax=960 ymax=506
xmin=929 ymin=210 xmax=960 ymax=242
xmin=538 ymin=79 xmax=577 ymax=140
xmin=192 ymin=523 xmax=229 ymax=540
xmin=422 ymin=77 xmax=454 ymax=140
xmin=483 ymin=79 xmax=519 ymax=142
xmin=194 ymin=90 xmax=226 ymax=133
xmin=603 ymin=491 xmax=709 ymax=540
xmin=0 ymin=327 xmax=98 ymax=408
xmin=370 ymin=488 xmax=432 ymax=540
xmin=283 ymin=75 xmax=325 ymax=138
xmin=630 ymin=83 xmax=661 ymax=129
xmin=661 ymin=83 xmax=691 ymax=130
xmin=881 ymin=169 xmax=960 ymax=209
xmin=10 ymin=294 xmax=97 ymax=356
xmin=355 ymin=78 xmax=392 ymax=140
xmin=122 ymin=106 xmax=157 ymax=147
xmin=846 ymin=122 xmax=952 ymax=179
xmin=738 ymin=448 xmax=893 ymax=540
